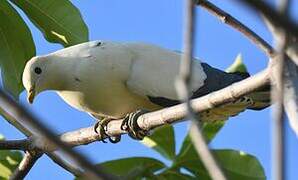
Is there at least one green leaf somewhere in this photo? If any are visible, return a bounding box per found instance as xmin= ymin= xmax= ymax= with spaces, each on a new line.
xmin=0 ymin=150 xmax=23 ymax=179
xmin=174 ymin=149 xmax=265 ymax=180
xmin=0 ymin=0 xmax=35 ymax=98
xmin=213 ymin=150 xmax=266 ymax=180
xmin=141 ymin=125 xmax=175 ymax=160
xmin=201 ymin=121 xmax=225 ymax=143
xmin=225 ymin=54 xmax=248 ymax=73
xmin=10 ymin=0 xmax=89 ymax=47
xmin=95 ymin=157 xmax=165 ymax=179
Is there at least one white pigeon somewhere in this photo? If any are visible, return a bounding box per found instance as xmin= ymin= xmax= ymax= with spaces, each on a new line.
xmin=22 ymin=41 xmax=270 ymax=142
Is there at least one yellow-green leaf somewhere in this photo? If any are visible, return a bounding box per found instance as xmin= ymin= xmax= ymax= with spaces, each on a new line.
xmin=0 ymin=0 xmax=36 ymax=98
xmin=0 ymin=150 xmax=23 ymax=179
xmin=141 ymin=125 xmax=175 ymax=160
xmin=10 ymin=0 xmax=89 ymax=47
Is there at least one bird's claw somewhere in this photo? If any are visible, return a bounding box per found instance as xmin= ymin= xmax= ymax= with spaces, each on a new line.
xmin=94 ymin=119 xmax=121 ymax=143
xmin=121 ymin=109 xmax=149 ymax=140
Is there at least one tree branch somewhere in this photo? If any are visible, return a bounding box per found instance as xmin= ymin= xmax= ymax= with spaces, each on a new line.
xmin=10 ymin=151 xmax=42 ymax=180
xmin=0 ymin=139 xmax=31 ymax=151
xmin=197 ymin=0 xmax=276 ymax=58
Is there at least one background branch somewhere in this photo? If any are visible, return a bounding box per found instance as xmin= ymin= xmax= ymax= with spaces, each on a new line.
xmin=270 ymin=1 xmax=290 ymax=180
xmin=177 ymin=0 xmax=226 ymax=179
xmin=0 ymin=139 xmax=31 ymax=151
xmin=10 ymin=151 xmax=42 ymax=180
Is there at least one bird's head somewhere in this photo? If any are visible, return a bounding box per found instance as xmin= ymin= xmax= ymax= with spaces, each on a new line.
xmin=22 ymin=56 xmax=48 ymax=104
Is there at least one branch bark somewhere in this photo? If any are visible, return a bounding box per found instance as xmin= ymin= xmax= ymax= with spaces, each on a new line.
xmin=0 ymin=139 xmax=31 ymax=151
xmin=10 ymin=151 xmax=42 ymax=180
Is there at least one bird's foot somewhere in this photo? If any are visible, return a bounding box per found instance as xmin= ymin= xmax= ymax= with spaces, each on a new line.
xmin=94 ymin=118 xmax=121 ymax=143
xmin=121 ymin=109 xmax=149 ymax=140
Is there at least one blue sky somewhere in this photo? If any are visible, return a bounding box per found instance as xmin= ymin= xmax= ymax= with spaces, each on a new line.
xmin=0 ymin=0 xmax=297 ymax=179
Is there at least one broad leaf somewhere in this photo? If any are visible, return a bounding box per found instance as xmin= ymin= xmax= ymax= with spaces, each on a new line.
xmin=141 ymin=125 xmax=175 ymax=160
xmin=0 ymin=0 xmax=35 ymax=98
xmin=201 ymin=121 xmax=225 ymax=143
xmin=0 ymin=135 xmax=23 ymax=179
xmin=174 ymin=148 xmax=265 ymax=180
xmin=11 ymin=0 xmax=89 ymax=47
xmin=213 ymin=150 xmax=265 ymax=180
xmin=96 ymin=157 xmax=165 ymax=179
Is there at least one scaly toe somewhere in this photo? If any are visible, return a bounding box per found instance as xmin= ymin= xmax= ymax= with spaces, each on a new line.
xmin=124 ymin=109 xmax=149 ymax=140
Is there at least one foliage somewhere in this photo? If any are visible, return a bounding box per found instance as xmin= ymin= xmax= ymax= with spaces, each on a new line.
xmin=141 ymin=125 xmax=176 ymax=160
xmin=0 ymin=135 xmax=23 ymax=179
xmin=0 ymin=0 xmax=35 ymax=98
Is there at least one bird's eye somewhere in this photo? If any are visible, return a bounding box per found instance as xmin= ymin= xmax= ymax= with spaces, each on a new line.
xmin=34 ymin=67 xmax=42 ymax=74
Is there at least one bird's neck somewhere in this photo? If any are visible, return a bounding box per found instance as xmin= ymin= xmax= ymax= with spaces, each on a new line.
xmin=43 ymin=60 xmax=74 ymax=91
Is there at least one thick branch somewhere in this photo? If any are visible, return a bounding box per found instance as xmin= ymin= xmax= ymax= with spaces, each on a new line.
xmin=10 ymin=151 xmax=42 ymax=180
xmin=198 ymin=0 xmax=276 ymax=58
xmin=30 ymin=67 xmax=271 ymax=151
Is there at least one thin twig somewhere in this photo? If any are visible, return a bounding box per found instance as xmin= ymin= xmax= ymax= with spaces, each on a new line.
xmin=10 ymin=151 xmax=42 ymax=180
xmin=0 ymin=90 xmax=114 ymax=180
xmin=197 ymin=0 xmax=276 ymax=58
xmin=176 ymin=0 xmax=225 ymax=179
xmin=0 ymin=139 xmax=31 ymax=151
